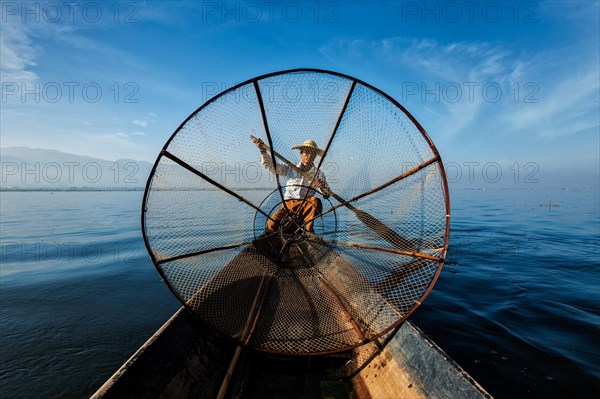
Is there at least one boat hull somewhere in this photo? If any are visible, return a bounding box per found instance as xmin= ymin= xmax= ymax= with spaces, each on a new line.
xmin=92 ymin=307 xmax=492 ymax=399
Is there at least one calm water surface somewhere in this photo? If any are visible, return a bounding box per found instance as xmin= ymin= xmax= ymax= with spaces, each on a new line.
xmin=413 ymin=189 xmax=599 ymax=399
xmin=0 ymin=189 xmax=598 ymax=398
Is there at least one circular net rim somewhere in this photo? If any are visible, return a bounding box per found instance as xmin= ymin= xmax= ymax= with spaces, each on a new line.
xmin=141 ymin=68 xmax=451 ymax=356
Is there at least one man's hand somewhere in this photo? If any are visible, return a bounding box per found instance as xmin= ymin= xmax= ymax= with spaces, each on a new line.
xmin=314 ymin=179 xmax=325 ymax=189
xmin=250 ymin=135 xmax=268 ymax=153
xmin=314 ymin=179 xmax=330 ymax=197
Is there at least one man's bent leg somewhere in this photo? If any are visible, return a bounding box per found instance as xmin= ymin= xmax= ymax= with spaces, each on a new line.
xmin=302 ymin=197 xmax=322 ymax=232
xmin=266 ymin=205 xmax=289 ymax=231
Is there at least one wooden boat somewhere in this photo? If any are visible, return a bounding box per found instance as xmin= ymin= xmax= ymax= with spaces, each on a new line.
xmin=92 ymin=234 xmax=492 ymax=399
xmin=91 ymin=306 xmax=491 ymax=399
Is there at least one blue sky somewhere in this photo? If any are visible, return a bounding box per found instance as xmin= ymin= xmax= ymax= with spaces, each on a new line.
xmin=1 ymin=0 xmax=598 ymax=188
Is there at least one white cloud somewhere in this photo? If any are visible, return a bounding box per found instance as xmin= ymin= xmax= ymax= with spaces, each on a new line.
xmin=394 ymin=38 xmax=523 ymax=86
xmin=509 ymin=67 xmax=599 ymax=137
xmin=398 ymin=39 xmax=526 ymax=137
xmin=407 ymin=38 xmax=599 ymax=138
xmin=0 ymin=20 xmax=39 ymax=84
xmin=0 ymin=13 xmax=82 ymax=84
xmin=321 ymin=37 xmax=521 ymax=83
xmin=320 ymin=37 xmax=527 ymax=137
xmin=132 ymin=119 xmax=149 ymax=127
xmin=320 ymin=35 xmax=599 ymax=139
xmin=92 ymin=131 xmax=146 ymax=146
xmin=92 ymin=132 xmax=132 ymax=146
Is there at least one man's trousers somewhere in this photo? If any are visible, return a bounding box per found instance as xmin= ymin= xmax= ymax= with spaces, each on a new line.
xmin=266 ymin=197 xmax=322 ymax=232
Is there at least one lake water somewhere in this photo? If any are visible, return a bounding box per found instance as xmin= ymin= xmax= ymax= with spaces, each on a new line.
xmin=0 ymin=189 xmax=598 ymax=398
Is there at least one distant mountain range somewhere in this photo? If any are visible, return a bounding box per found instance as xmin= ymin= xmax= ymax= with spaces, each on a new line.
xmin=2 ymin=147 xmax=597 ymax=191
xmin=0 ymin=147 xmax=153 ymax=190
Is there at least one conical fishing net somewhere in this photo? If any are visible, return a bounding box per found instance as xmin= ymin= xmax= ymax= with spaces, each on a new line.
xmin=142 ymin=69 xmax=450 ymax=355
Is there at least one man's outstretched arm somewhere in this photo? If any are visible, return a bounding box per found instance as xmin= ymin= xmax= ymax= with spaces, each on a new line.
xmin=251 ymin=135 xmax=290 ymax=176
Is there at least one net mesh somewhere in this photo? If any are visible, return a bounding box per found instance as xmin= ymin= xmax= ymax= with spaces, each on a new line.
xmin=142 ymin=70 xmax=450 ymax=355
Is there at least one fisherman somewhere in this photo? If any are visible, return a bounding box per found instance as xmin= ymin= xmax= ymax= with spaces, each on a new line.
xmin=251 ymin=137 xmax=330 ymax=233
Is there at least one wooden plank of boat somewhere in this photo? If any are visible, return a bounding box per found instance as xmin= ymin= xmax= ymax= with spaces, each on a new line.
xmin=92 ymin=236 xmax=492 ymax=398
xmin=91 ymin=305 xmax=492 ymax=399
